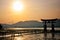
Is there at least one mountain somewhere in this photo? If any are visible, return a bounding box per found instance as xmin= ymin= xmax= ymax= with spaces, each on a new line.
xmin=12 ymin=20 xmax=43 ymax=28
xmin=2 ymin=20 xmax=43 ymax=28
xmin=54 ymin=19 xmax=60 ymax=27
xmin=2 ymin=19 xmax=60 ymax=28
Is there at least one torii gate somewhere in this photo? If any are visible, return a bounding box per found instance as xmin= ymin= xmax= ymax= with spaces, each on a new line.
xmin=41 ymin=18 xmax=57 ymax=32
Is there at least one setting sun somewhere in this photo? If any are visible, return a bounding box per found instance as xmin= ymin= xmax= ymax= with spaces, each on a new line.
xmin=12 ymin=1 xmax=23 ymax=11
xmin=0 ymin=0 xmax=59 ymax=24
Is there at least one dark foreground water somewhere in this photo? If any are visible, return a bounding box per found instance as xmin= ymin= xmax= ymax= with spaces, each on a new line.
xmin=0 ymin=33 xmax=60 ymax=40
xmin=0 ymin=28 xmax=60 ymax=40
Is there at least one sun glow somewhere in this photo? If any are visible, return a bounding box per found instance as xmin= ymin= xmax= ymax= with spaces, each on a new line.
xmin=12 ymin=1 xmax=23 ymax=11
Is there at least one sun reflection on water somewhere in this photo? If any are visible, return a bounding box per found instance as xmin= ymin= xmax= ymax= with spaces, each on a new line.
xmin=14 ymin=37 xmax=23 ymax=40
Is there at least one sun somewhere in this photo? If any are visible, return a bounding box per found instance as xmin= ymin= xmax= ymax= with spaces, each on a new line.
xmin=12 ymin=1 xmax=23 ymax=11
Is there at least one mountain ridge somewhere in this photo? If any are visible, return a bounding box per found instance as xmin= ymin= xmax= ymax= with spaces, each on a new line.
xmin=2 ymin=19 xmax=60 ymax=28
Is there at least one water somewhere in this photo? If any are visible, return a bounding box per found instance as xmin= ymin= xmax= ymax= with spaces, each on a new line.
xmin=0 ymin=28 xmax=60 ymax=40
xmin=0 ymin=33 xmax=60 ymax=40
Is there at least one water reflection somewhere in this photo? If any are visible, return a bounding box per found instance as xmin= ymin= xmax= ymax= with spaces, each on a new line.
xmin=44 ymin=32 xmax=55 ymax=40
xmin=0 ymin=33 xmax=60 ymax=40
xmin=14 ymin=37 xmax=23 ymax=40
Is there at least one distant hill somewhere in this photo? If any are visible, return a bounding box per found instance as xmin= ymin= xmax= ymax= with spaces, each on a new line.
xmin=2 ymin=19 xmax=60 ymax=28
xmin=12 ymin=20 xmax=43 ymax=28
xmin=54 ymin=19 xmax=60 ymax=27
xmin=2 ymin=20 xmax=43 ymax=28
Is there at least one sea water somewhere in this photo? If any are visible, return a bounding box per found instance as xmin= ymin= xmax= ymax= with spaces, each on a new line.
xmin=0 ymin=28 xmax=60 ymax=40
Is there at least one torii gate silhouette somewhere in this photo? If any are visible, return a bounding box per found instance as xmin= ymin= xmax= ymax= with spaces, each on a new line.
xmin=41 ymin=18 xmax=57 ymax=32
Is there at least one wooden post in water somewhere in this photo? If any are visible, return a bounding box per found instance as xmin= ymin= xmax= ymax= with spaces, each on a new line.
xmin=51 ymin=21 xmax=54 ymax=32
xmin=44 ymin=21 xmax=47 ymax=32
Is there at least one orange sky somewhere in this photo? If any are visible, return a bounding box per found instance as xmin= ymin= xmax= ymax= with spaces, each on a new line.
xmin=0 ymin=0 xmax=60 ymax=24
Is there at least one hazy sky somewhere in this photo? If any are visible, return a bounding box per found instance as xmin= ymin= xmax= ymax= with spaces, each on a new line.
xmin=0 ymin=0 xmax=60 ymax=24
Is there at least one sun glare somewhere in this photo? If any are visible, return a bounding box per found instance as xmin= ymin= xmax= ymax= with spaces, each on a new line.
xmin=12 ymin=1 xmax=23 ymax=11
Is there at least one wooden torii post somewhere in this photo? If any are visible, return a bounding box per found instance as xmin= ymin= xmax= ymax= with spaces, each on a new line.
xmin=41 ymin=18 xmax=57 ymax=32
